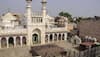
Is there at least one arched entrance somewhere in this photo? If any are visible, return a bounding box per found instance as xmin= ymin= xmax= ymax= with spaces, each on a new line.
xmin=50 ymin=34 xmax=53 ymax=42
xmin=32 ymin=29 xmax=41 ymax=44
xmin=58 ymin=34 xmax=61 ymax=40
xmin=22 ymin=36 xmax=26 ymax=45
xmin=16 ymin=36 xmax=20 ymax=46
xmin=54 ymin=34 xmax=57 ymax=41
xmin=62 ymin=34 xmax=64 ymax=40
xmin=1 ymin=37 xmax=7 ymax=48
xmin=32 ymin=34 xmax=40 ymax=44
xmin=9 ymin=37 xmax=14 ymax=47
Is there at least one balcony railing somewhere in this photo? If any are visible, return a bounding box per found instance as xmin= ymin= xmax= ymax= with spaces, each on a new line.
xmin=0 ymin=28 xmax=27 ymax=35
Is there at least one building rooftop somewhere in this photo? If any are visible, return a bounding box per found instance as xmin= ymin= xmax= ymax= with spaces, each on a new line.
xmin=80 ymin=42 xmax=94 ymax=47
xmin=30 ymin=44 xmax=66 ymax=57
xmin=77 ymin=19 xmax=100 ymax=42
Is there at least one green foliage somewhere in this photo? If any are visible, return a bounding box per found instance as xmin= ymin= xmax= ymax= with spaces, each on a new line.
xmin=77 ymin=17 xmax=82 ymax=22
xmin=59 ymin=11 xmax=71 ymax=18
xmin=73 ymin=17 xmax=82 ymax=23
xmin=59 ymin=11 xmax=73 ymax=22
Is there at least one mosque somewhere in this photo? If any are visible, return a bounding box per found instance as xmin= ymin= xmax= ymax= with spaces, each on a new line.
xmin=0 ymin=0 xmax=68 ymax=49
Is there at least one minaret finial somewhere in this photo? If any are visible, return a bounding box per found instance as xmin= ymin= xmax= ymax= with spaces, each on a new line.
xmin=26 ymin=0 xmax=32 ymax=2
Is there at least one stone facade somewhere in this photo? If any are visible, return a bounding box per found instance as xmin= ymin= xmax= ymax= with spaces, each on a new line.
xmin=0 ymin=0 xmax=68 ymax=49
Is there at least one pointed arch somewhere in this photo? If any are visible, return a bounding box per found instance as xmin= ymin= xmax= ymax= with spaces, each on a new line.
xmin=22 ymin=36 xmax=26 ymax=45
xmin=50 ymin=34 xmax=53 ymax=41
xmin=58 ymin=34 xmax=61 ymax=40
xmin=16 ymin=36 xmax=20 ymax=46
xmin=62 ymin=34 xmax=65 ymax=40
xmin=1 ymin=37 xmax=7 ymax=48
xmin=54 ymin=34 xmax=57 ymax=41
xmin=9 ymin=37 xmax=14 ymax=47
xmin=32 ymin=28 xmax=41 ymax=44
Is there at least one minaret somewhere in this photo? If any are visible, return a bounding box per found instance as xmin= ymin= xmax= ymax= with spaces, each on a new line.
xmin=25 ymin=0 xmax=32 ymax=46
xmin=41 ymin=0 xmax=47 ymax=18
xmin=26 ymin=0 xmax=32 ymax=25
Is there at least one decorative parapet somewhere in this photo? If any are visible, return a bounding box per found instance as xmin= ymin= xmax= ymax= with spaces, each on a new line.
xmin=32 ymin=12 xmax=42 ymax=17
xmin=0 ymin=28 xmax=27 ymax=35
xmin=46 ymin=27 xmax=67 ymax=32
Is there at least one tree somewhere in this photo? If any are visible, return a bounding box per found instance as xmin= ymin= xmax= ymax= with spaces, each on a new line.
xmin=59 ymin=11 xmax=73 ymax=22
xmin=77 ymin=17 xmax=82 ymax=22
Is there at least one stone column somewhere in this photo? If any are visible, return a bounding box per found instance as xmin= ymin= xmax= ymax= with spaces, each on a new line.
xmin=64 ymin=33 xmax=67 ymax=41
xmin=52 ymin=33 xmax=55 ymax=42
xmin=41 ymin=30 xmax=46 ymax=45
xmin=20 ymin=36 xmax=23 ymax=47
xmin=25 ymin=36 xmax=28 ymax=46
xmin=57 ymin=33 xmax=59 ymax=42
xmin=61 ymin=33 xmax=63 ymax=41
xmin=0 ymin=37 xmax=1 ymax=48
xmin=6 ymin=37 xmax=9 ymax=48
xmin=48 ymin=34 xmax=50 ymax=43
xmin=14 ymin=36 xmax=16 ymax=47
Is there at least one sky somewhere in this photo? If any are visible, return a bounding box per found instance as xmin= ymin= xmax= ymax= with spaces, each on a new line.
xmin=0 ymin=0 xmax=100 ymax=17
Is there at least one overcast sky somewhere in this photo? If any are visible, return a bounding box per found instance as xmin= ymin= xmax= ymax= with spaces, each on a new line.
xmin=0 ymin=0 xmax=100 ymax=17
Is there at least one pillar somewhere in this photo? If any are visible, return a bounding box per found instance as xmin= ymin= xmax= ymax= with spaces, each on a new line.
xmin=52 ymin=33 xmax=55 ymax=42
xmin=64 ymin=33 xmax=67 ymax=41
xmin=57 ymin=33 xmax=59 ymax=42
xmin=61 ymin=33 xmax=63 ymax=41
xmin=48 ymin=34 xmax=50 ymax=43
xmin=41 ymin=31 xmax=45 ymax=44
xmin=14 ymin=36 xmax=16 ymax=47
xmin=6 ymin=37 xmax=9 ymax=48
xmin=20 ymin=36 xmax=23 ymax=47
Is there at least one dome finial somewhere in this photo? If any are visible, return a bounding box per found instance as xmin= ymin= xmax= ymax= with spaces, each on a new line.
xmin=26 ymin=0 xmax=32 ymax=2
